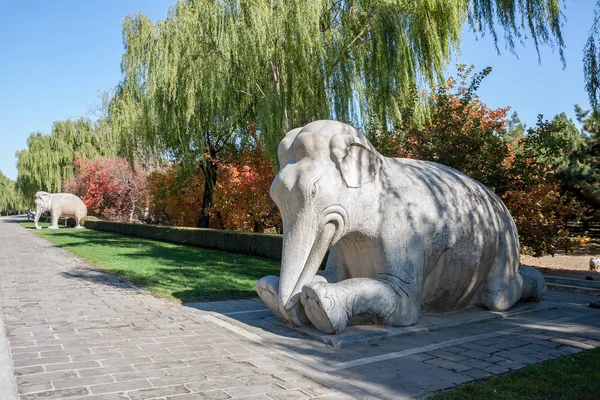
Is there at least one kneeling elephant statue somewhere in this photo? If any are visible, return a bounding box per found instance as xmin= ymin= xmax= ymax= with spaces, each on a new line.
xmin=257 ymin=120 xmax=546 ymax=334
xmin=34 ymin=191 xmax=87 ymax=230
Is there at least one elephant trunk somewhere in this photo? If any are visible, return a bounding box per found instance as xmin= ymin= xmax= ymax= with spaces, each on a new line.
xmin=277 ymin=206 xmax=347 ymax=323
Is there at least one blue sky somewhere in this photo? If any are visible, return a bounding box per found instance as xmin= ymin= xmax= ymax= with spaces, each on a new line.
xmin=0 ymin=0 xmax=595 ymax=181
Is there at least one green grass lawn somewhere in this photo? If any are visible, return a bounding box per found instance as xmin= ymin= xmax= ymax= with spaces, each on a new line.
xmin=432 ymin=347 xmax=600 ymax=400
xmin=22 ymin=221 xmax=280 ymax=303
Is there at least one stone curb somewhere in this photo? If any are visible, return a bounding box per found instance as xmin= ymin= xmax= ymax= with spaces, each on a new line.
xmin=544 ymin=275 xmax=600 ymax=289
xmin=0 ymin=293 xmax=19 ymax=400
xmin=546 ymin=283 xmax=600 ymax=294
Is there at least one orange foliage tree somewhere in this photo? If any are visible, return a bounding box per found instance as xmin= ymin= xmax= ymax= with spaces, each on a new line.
xmin=210 ymin=143 xmax=281 ymax=233
xmin=146 ymin=165 xmax=204 ymax=227
xmin=146 ymin=131 xmax=281 ymax=233
xmin=63 ymin=157 xmax=148 ymax=222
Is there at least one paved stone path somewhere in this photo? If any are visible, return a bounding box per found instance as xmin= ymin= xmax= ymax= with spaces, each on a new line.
xmin=1 ymin=216 xmax=600 ymax=399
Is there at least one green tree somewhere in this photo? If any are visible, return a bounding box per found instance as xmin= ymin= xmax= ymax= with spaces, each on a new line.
xmin=0 ymin=171 xmax=27 ymax=214
xmin=113 ymin=0 xmax=566 ymax=227
xmin=16 ymin=118 xmax=118 ymax=200
xmin=525 ymin=113 xmax=583 ymax=169
xmin=558 ymin=105 xmax=600 ymax=226
xmin=505 ymin=112 xmax=526 ymax=147
xmin=585 ymin=1 xmax=600 ymax=109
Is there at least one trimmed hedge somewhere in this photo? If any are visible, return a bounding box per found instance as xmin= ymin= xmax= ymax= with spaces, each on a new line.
xmin=84 ymin=220 xmax=283 ymax=260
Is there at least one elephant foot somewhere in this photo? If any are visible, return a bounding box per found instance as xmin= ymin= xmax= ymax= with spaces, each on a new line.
xmin=301 ymin=282 xmax=349 ymax=334
xmin=256 ymin=276 xmax=309 ymax=326
xmin=48 ymin=225 xmax=59 ymax=230
xmin=35 ymin=226 xmax=41 ymax=230
xmin=518 ymin=265 xmax=547 ymax=302
xmin=256 ymin=276 xmax=280 ymax=316
xmin=75 ymin=225 xmax=85 ymax=229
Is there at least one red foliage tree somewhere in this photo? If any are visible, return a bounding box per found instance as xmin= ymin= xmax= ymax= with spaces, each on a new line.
xmin=63 ymin=157 xmax=148 ymax=222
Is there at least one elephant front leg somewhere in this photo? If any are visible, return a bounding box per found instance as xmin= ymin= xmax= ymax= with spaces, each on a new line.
xmin=48 ymin=212 xmax=60 ymax=229
xmin=256 ymin=272 xmax=334 ymax=326
xmin=300 ymin=276 xmax=421 ymax=334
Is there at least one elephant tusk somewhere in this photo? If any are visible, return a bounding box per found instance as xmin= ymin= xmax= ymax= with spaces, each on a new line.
xmin=320 ymin=205 xmax=348 ymax=246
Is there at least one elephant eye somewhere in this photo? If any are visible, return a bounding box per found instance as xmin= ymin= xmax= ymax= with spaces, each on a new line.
xmin=307 ymin=175 xmax=321 ymax=200
xmin=306 ymin=174 xmax=322 ymax=201
xmin=310 ymin=181 xmax=319 ymax=198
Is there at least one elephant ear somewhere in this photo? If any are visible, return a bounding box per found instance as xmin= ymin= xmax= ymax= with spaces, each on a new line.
xmin=277 ymin=127 xmax=303 ymax=167
xmin=330 ymin=132 xmax=383 ymax=188
xmin=41 ymin=192 xmax=51 ymax=205
xmin=35 ymin=191 xmax=49 ymax=201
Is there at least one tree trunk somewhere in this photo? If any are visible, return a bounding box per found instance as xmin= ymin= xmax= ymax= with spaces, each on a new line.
xmin=197 ymin=159 xmax=218 ymax=228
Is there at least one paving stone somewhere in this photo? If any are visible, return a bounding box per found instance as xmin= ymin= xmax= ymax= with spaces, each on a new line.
xmin=484 ymin=365 xmax=510 ymax=374
xmin=127 ymin=385 xmax=191 ymax=400
xmin=184 ymin=356 xmax=234 ymax=366
xmin=424 ymin=358 xmax=473 ymax=373
xmin=21 ymin=387 xmax=90 ymax=400
xmin=12 ymin=352 xmax=40 ymax=361
xmin=100 ymin=356 xmax=153 ymax=367
xmin=275 ymin=377 xmax=320 ymax=390
xmin=459 ymin=342 xmax=499 ymax=354
xmin=78 ymin=365 xmax=136 ymax=377
xmin=13 ymin=355 xmax=70 ymax=367
xmin=90 ymin=378 xmax=153 ymax=394
xmin=463 ymin=369 xmax=492 ymax=379
xmin=133 ymin=360 xmax=189 ymax=371
xmin=18 ymin=381 xmax=54 ymax=394
xmin=405 ymin=353 xmax=435 ymax=362
xmin=427 ymin=349 xmax=469 ymax=362
xmin=494 ymin=350 xmax=543 ymax=364
xmin=266 ymin=389 xmax=312 ymax=400
xmin=112 ymin=369 xmax=170 ymax=382
xmin=45 ymin=360 xmax=101 ymax=372
xmin=186 ymin=378 xmax=245 ymax=392
xmin=40 ymin=348 xmax=93 ymax=358
xmin=299 ymin=385 xmax=337 ymax=397
xmin=457 ymin=350 xmax=492 ymax=360
xmin=53 ymin=374 xmax=116 ymax=389
xmin=71 ymin=352 xmax=124 ymax=362
xmin=149 ymin=376 xmax=209 ymax=387
xmin=17 ymin=370 xmax=78 ymax=386
xmin=460 ymin=358 xmax=493 ymax=370
xmin=223 ymin=383 xmax=286 ymax=398
xmin=167 ymin=391 xmax=232 ymax=400
xmin=308 ymin=393 xmax=357 ymax=400
xmin=495 ymin=359 xmax=526 ymax=370
xmin=70 ymin=393 xmax=129 ymax=400
xmin=12 ymin=345 xmax=63 ymax=354
xmin=556 ymin=345 xmax=583 ymax=354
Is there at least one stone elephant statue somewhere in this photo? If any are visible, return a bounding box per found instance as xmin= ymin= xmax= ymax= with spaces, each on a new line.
xmin=256 ymin=120 xmax=546 ymax=334
xmin=34 ymin=191 xmax=87 ymax=230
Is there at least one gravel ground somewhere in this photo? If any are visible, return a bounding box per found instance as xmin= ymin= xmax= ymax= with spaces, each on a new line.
xmin=521 ymin=250 xmax=600 ymax=280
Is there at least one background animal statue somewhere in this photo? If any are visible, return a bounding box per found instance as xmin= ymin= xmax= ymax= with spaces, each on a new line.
xmin=257 ymin=120 xmax=546 ymax=334
xmin=590 ymin=258 xmax=600 ymax=271
xmin=34 ymin=191 xmax=87 ymax=229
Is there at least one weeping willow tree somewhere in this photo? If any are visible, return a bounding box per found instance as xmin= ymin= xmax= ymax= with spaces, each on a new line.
xmin=113 ymin=0 xmax=565 ymax=227
xmin=16 ymin=118 xmax=118 ymax=200
xmin=585 ymin=1 xmax=600 ymax=110
xmin=0 ymin=171 xmax=27 ymax=214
